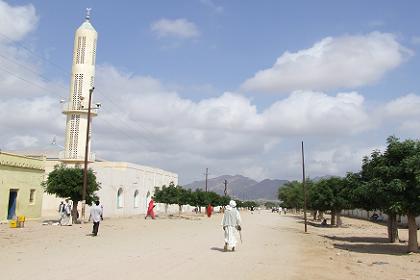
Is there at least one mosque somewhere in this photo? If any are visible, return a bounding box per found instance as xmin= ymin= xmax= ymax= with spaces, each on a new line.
xmin=1 ymin=10 xmax=180 ymax=221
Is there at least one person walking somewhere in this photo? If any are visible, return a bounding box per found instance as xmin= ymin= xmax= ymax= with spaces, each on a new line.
xmin=206 ymin=203 xmax=213 ymax=218
xmin=145 ymin=198 xmax=156 ymax=219
xmin=89 ymin=200 xmax=103 ymax=236
xmin=221 ymin=200 xmax=242 ymax=252
xmin=60 ymin=199 xmax=72 ymax=226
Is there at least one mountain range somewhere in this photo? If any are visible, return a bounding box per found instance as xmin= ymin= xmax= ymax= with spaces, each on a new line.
xmin=184 ymin=175 xmax=288 ymax=201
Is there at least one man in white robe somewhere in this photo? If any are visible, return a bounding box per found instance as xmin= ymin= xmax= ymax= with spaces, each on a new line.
xmin=221 ymin=200 xmax=242 ymax=252
xmin=60 ymin=199 xmax=72 ymax=226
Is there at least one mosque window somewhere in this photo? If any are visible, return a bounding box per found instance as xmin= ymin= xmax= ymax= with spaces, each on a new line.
xmin=75 ymin=36 xmax=82 ymax=64
xmin=80 ymin=36 xmax=86 ymax=64
xmin=92 ymin=39 xmax=96 ymax=65
xmin=117 ymin=188 xmax=124 ymax=208
xmin=134 ymin=190 xmax=139 ymax=208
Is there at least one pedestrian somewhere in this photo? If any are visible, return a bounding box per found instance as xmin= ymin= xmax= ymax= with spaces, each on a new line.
xmin=145 ymin=198 xmax=156 ymax=219
xmin=221 ymin=200 xmax=242 ymax=252
xmin=206 ymin=203 xmax=213 ymax=218
xmin=60 ymin=199 xmax=72 ymax=226
xmin=58 ymin=201 xmax=65 ymax=222
xmin=89 ymin=200 xmax=103 ymax=236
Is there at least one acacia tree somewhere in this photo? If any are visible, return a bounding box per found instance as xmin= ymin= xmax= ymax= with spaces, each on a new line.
xmin=357 ymin=137 xmax=420 ymax=251
xmin=307 ymin=177 xmax=349 ymax=226
xmin=43 ymin=165 xmax=100 ymax=223
xmin=384 ymin=137 xmax=420 ymax=252
xmin=278 ymin=181 xmax=304 ymax=211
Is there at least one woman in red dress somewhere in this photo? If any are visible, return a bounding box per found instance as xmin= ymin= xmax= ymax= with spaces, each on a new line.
xmin=145 ymin=198 xmax=156 ymax=219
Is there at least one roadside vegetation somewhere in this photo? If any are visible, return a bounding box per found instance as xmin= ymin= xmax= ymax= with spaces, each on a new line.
xmin=279 ymin=136 xmax=420 ymax=253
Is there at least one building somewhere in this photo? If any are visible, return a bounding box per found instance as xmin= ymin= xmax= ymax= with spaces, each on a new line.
xmin=60 ymin=8 xmax=98 ymax=164
xmin=0 ymin=152 xmax=45 ymax=221
xmin=7 ymin=10 xmax=180 ymax=220
xmin=41 ymin=158 xmax=178 ymax=218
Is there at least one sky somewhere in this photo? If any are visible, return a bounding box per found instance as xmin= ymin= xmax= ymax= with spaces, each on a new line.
xmin=1 ymin=0 xmax=420 ymax=184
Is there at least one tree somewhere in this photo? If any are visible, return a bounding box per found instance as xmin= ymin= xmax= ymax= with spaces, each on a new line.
xmin=278 ymin=181 xmax=304 ymax=210
xmin=356 ymin=136 xmax=420 ymax=251
xmin=384 ymin=136 xmax=420 ymax=252
xmin=307 ymin=177 xmax=349 ymax=226
xmin=43 ymin=165 xmax=100 ymax=223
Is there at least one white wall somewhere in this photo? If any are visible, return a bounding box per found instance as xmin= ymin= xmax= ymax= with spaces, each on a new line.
xmin=41 ymin=160 xmax=178 ymax=219
xmin=342 ymin=209 xmax=420 ymax=226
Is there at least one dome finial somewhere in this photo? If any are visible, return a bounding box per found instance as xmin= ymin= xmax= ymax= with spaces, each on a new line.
xmin=85 ymin=8 xmax=92 ymax=21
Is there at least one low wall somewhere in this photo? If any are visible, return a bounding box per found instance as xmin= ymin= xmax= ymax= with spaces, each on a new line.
xmin=341 ymin=209 xmax=420 ymax=226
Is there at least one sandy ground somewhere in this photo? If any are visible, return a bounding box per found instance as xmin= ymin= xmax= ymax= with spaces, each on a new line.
xmin=0 ymin=211 xmax=419 ymax=280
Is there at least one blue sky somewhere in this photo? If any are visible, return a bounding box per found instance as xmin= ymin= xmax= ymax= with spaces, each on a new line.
xmin=2 ymin=0 xmax=420 ymax=184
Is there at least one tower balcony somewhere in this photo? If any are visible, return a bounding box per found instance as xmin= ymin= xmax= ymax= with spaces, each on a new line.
xmin=61 ymin=101 xmax=98 ymax=116
xmin=59 ymin=151 xmax=96 ymax=163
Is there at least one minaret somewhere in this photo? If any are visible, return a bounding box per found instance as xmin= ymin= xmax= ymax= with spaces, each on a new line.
xmin=60 ymin=8 xmax=98 ymax=164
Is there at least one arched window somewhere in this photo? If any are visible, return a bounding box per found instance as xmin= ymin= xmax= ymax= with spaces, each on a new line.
xmin=117 ymin=188 xmax=124 ymax=208
xmin=134 ymin=190 xmax=139 ymax=208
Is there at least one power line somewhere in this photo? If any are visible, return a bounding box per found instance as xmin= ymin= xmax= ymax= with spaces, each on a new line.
xmin=0 ymin=64 xmax=62 ymax=96
xmin=0 ymin=30 xmax=163 ymax=153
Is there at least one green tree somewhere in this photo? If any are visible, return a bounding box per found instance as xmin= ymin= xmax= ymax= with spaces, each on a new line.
xmin=356 ymin=136 xmax=420 ymax=251
xmin=278 ymin=181 xmax=304 ymax=210
xmin=384 ymin=136 xmax=420 ymax=251
xmin=43 ymin=165 xmax=100 ymax=223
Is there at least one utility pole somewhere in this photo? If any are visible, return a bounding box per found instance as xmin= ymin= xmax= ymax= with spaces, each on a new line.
xmin=82 ymin=87 xmax=95 ymax=222
xmin=205 ymin=168 xmax=209 ymax=192
xmin=302 ymin=140 xmax=308 ymax=233
xmin=224 ymin=179 xmax=228 ymax=196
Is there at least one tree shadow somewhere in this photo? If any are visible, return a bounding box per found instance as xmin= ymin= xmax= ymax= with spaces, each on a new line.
xmin=323 ymin=235 xmax=390 ymax=243
xmin=333 ymin=243 xmax=409 ymax=255
xmin=296 ymin=220 xmax=335 ymax=228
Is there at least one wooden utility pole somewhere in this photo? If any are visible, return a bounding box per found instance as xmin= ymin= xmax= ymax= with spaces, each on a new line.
xmin=82 ymin=87 xmax=94 ymax=222
xmin=302 ymin=141 xmax=308 ymax=233
xmin=205 ymin=168 xmax=209 ymax=192
xmin=224 ymin=179 xmax=228 ymax=196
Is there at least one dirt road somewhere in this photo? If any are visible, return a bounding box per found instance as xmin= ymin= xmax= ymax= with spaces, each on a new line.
xmin=2 ymin=211 xmax=420 ymax=280
xmin=0 ymin=211 xmax=303 ymax=280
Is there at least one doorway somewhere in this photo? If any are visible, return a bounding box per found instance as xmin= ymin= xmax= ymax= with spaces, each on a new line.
xmin=7 ymin=189 xmax=18 ymax=220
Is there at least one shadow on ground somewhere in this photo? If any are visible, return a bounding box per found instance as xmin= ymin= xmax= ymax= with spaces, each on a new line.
xmin=210 ymin=247 xmax=226 ymax=252
xmin=333 ymin=243 xmax=409 ymax=255
xmin=323 ymin=235 xmax=390 ymax=243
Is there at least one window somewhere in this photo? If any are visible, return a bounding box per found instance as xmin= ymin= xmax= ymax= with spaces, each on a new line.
xmin=117 ymin=188 xmax=124 ymax=208
xmin=29 ymin=189 xmax=36 ymax=204
xmin=134 ymin=190 xmax=139 ymax=208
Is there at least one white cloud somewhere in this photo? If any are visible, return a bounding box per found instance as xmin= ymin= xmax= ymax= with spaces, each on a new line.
xmin=242 ymin=32 xmax=411 ymax=93
xmin=384 ymin=93 xmax=420 ymax=117
xmin=151 ymin=18 xmax=200 ymax=39
xmin=0 ymin=0 xmax=38 ymax=42
xmin=382 ymin=93 xmax=420 ymax=136
xmin=262 ymin=91 xmax=372 ymax=135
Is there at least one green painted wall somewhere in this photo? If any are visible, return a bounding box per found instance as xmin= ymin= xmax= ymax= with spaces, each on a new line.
xmin=0 ymin=152 xmax=45 ymax=221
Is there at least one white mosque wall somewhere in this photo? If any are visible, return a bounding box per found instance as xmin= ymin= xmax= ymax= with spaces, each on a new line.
xmin=92 ymin=161 xmax=178 ymax=218
xmin=41 ymin=160 xmax=178 ymax=219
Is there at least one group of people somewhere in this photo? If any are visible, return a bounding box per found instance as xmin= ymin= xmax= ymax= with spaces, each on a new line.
xmin=57 ymin=197 xmax=243 ymax=252
xmin=58 ymin=199 xmax=103 ymax=236
xmin=58 ymin=199 xmax=72 ymax=226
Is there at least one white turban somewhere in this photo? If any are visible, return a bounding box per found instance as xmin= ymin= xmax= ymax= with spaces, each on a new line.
xmin=229 ymin=200 xmax=237 ymax=208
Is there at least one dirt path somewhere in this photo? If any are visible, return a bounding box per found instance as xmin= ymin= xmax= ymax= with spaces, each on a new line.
xmin=0 ymin=211 xmax=303 ymax=280
xmin=2 ymin=211 xmax=420 ymax=280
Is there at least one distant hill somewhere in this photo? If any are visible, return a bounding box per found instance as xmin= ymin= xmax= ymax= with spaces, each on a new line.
xmin=184 ymin=175 xmax=288 ymax=201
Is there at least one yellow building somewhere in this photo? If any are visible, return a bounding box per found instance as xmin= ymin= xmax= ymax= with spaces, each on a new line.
xmin=0 ymin=152 xmax=45 ymax=221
